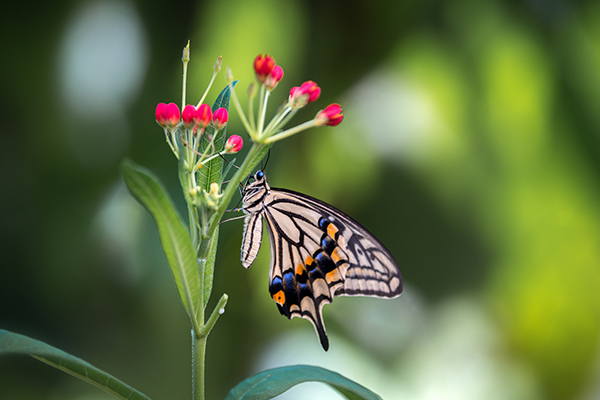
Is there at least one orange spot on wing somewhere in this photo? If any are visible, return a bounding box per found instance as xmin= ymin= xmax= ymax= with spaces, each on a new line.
xmin=296 ymin=263 xmax=306 ymax=276
xmin=272 ymin=290 xmax=285 ymax=305
xmin=305 ymin=255 xmax=314 ymax=266
xmin=331 ymin=247 xmax=343 ymax=263
xmin=327 ymin=223 xmax=338 ymax=239
xmin=326 ymin=269 xmax=341 ymax=284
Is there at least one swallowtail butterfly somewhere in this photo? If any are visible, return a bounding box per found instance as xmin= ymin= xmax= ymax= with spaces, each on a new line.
xmin=241 ymin=171 xmax=402 ymax=350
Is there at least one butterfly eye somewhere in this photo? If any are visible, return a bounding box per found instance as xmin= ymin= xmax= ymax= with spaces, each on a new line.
xmin=256 ymin=170 xmax=264 ymax=180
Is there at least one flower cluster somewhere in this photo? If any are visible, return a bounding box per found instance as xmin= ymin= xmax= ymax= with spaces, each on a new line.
xmin=153 ymin=44 xmax=245 ymax=227
xmin=227 ymin=54 xmax=344 ymax=145
xmin=152 ymin=47 xmax=344 ymax=235
xmin=156 ymin=103 xmax=238 ymax=154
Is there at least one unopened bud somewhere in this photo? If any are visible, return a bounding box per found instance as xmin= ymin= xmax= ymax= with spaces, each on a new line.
xmin=315 ymin=103 xmax=344 ymax=127
xmin=212 ymin=108 xmax=229 ymax=130
xmin=182 ymin=40 xmax=190 ymax=63
xmin=253 ymin=54 xmax=275 ymax=84
xmin=214 ymin=56 xmax=222 ymax=73
xmin=182 ymin=105 xmax=196 ymax=128
xmin=225 ymin=135 xmax=243 ymax=153
xmin=265 ymin=65 xmax=284 ymax=91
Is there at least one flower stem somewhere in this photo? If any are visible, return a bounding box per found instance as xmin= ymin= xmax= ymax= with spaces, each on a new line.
xmin=263 ymin=119 xmax=317 ymax=143
xmin=192 ymin=332 xmax=207 ymax=400
xmin=182 ymin=41 xmax=190 ymax=110
xmin=262 ymin=105 xmax=292 ymax=138
xmin=257 ymin=87 xmax=270 ymax=136
xmin=228 ymin=81 xmax=254 ymax=138
xmin=197 ymin=56 xmax=222 ymax=108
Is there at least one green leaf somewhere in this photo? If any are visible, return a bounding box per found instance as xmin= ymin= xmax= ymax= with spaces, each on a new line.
xmin=225 ymin=365 xmax=383 ymax=400
xmin=121 ymin=158 xmax=199 ymax=319
xmin=0 ymin=329 xmax=151 ymax=400
xmin=202 ymin=228 xmax=219 ymax=309
xmin=197 ymin=81 xmax=238 ymax=192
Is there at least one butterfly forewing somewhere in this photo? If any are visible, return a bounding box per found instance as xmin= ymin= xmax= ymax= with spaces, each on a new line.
xmin=241 ymin=172 xmax=402 ymax=351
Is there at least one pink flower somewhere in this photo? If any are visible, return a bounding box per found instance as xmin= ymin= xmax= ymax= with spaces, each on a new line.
xmin=212 ymin=107 xmax=229 ymax=129
xmin=289 ymin=81 xmax=321 ymax=108
xmin=225 ymin=135 xmax=243 ymax=153
xmin=265 ymin=65 xmax=284 ymax=91
xmin=316 ymin=104 xmax=344 ymax=126
xmin=155 ymin=103 xmax=168 ymax=126
xmin=254 ymin=54 xmax=275 ymax=84
xmin=163 ymin=103 xmax=181 ymax=127
xmin=194 ymin=104 xmax=213 ymax=129
xmin=182 ymin=105 xmax=196 ymax=127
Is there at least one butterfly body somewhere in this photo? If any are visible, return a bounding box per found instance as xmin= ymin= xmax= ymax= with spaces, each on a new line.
xmin=241 ymin=171 xmax=402 ymax=350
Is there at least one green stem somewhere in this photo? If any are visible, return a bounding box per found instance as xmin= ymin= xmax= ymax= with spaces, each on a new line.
xmin=197 ymin=69 xmax=218 ymax=108
xmin=192 ymin=333 xmax=207 ymax=400
xmin=248 ymin=88 xmax=256 ymax=133
xmin=191 ymin=236 xmax=212 ymax=400
xmin=228 ymin=81 xmax=254 ymax=138
xmin=200 ymin=293 xmax=228 ymax=338
xmin=262 ymin=105 xmax=291 ymax=137
xmin=264 ymin=119 xmax=317 ymax=143
xmin=182 ymin=43 xmax=190 ymax=110
xmin=258 ymin=87 xmax=270 ymax=135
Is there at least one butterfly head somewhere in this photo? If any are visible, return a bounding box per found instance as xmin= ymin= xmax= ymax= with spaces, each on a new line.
xmin=242 ymin=170 xmax=270 ymax=212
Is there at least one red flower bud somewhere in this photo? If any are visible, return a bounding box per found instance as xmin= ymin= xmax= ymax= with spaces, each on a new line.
xmin=165 ymin=103 xmax=181 ymax=127
xmin=265 ymin=65 xmax=284 ymax=91
xmin=289 ymin=81 xmax=321 ymax=108
xmin=212 ymin=107 xmax=229 ymax=129
xmin=182 ymin=105 xmax=196 ymax=127
xmin=254 ymin=54 xmax=275 ymax=84
xmin=155 ymin=103 xmax=168 ymax=126
xmin=194 ymin=104 xmax=212 ymax=129
xmin=316 ymin=103 xmax=344 ymax=127
xmin=225 ymin=135 xmax=243 ymax=153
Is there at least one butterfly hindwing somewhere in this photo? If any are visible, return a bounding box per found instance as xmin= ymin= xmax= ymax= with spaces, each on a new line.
xmin=241 ymin=213 xmax=263 ymax=269
xmin=241 ymin=172 xmax=402 ymax=351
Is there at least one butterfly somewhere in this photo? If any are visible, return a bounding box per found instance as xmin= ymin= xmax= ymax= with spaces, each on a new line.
xmin=240 ymin=170 xmax=402 ymax=351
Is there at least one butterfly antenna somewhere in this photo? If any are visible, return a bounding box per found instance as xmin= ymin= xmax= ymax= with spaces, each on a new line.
xmin=219 ymin=154 xmax=240 ymax=170
xmin=219 ymin=214 xmax=246 ymax=224
xmin=263 ymin=149 xmax=272 ymax=172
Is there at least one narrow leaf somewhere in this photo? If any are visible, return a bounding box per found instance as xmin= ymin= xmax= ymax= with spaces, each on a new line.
xmin=202 ymin=228 xmax=219 ymax=309
xmin=197 ymin=81 xmax=238 ymax=192
xmin=225 ymin=365 xmax=382 ymax=400
xmin=121 ymin=158 xmax=199 ymax=319
xmin=0 ymin=329 xmax=151 ymax=400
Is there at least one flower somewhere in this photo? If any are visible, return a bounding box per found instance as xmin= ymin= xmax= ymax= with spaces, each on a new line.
xmin=165 ymin=103 xmax=181 ymax=127
xmin=265 ymin=65 xmax=284 ymax=91
xmin=315 ymin=104 xmax=344 ymax=126
xmin=182 ymin=105 xmax=196 ymax=128
xmin=225 ymin=135 xmax=243 ymax=153
xmin=155 ymin=103 xmax=168 ymax=126
xmin=254 ymin=54 xmax=275 ymax=84
xmin=289 ymin=81 xmax=321 ymax=108
xmin=212 ymin=107 xmax=229 ymax=129
xmin=194 ymin=104 xmax=213 ymax=129
xmin=155 ymin=103 xmax=180 ymax=127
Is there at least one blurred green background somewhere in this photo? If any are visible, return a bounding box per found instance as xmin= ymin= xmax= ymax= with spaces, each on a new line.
xmin=2 ymin=0 xmax=600 ymax=399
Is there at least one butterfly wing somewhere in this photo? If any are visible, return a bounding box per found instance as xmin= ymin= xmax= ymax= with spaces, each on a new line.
xmin=260 ymin=188 xmax=402 ymax=350
xmin=241 ymin=212 xmax=263 ymax=269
